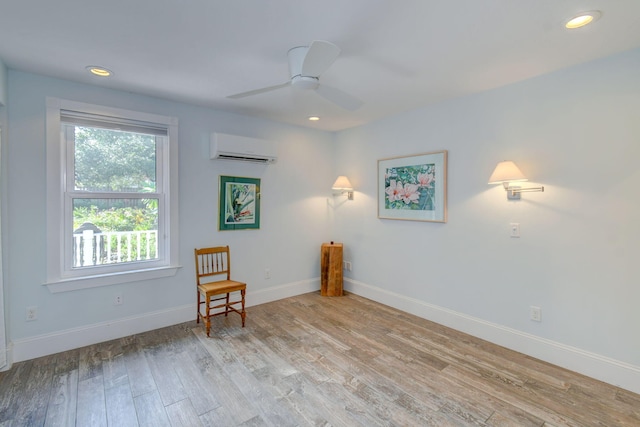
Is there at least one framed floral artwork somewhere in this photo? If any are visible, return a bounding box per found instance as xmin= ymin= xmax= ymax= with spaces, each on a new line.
xmin=378 ymin=150 xmax=447 ymax=222
xmin=219 ymin=175 xmax=261 ymax=231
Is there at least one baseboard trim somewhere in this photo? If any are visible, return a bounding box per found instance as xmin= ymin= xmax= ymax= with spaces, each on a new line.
xmin=0 ymin=343 xmax=10 ymax=372
xmin=12 ymin=277 xmax=637 ymax=396
xmin=345 ymin=278 xmax=640 ymax=395
xmin=11 ymin=304 xmax=194 ymax=363
xmin=11 ymin=278 xmax=321 ymax=364
xmin=246 ymin=278 xmax=320 ymax=307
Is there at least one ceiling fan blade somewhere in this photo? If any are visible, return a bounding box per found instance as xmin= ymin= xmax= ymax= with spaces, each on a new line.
xmin=315 ymin=84 xmax=363 ymax=111
xmin=227 ymin=82 xmax=291 ymax=99
xmin=301 ymin=40 xmax=340 ymax=77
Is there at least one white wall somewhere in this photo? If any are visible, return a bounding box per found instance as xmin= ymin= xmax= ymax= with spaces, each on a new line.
xmin=5 ymin=70 xmax=334 ymax=360
xmin=333 ymin=48 xmax=640 ymax=393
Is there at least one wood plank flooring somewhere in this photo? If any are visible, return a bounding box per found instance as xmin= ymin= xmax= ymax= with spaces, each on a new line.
xmin=0 ymin=291 xmax=638 ymax=426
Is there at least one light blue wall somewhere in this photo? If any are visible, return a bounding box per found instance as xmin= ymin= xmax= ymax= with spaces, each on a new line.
xmin=0 ymin=58 xmax=8 ymax=368
xmin=3 ymin=48 xmax=640 ymax=391
xmin=333 ymin=48 xmax=640 ymax=368
xmin=5 ymin=70 xmax=334 ymax=341
xmin=0 ymin=59 xmax=6 ymax=106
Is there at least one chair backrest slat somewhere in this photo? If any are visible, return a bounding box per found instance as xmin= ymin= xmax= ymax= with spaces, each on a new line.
xmin=194 ymin=246 xmax=232 ymax=283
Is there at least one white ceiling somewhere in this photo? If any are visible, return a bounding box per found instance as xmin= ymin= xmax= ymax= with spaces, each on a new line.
xmin=1 ymin=1 xmax=639 ymax=131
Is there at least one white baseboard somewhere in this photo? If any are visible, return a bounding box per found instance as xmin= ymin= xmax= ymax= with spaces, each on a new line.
xmin=11 ymin=304 xmax=194 ymax=363
xmin=12 ymin=276 xmax=638 ymax=396
xmin=344 ymin=278 xmax=640 ymax=395
xmin=10 ymin=278 xmax=321 ymax=365
xmin=0 ymin=343 xmax=10 ymax=372
xmin=247 ymin=278 xmax=320 ymax=307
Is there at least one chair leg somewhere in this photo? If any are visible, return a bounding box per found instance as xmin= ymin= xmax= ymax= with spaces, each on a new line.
xmin=196 ymin=290 xmax=201 ymax=324
xmin=241 ymin=288 xmax=246 ymax=327
xmin=225 ymin=293 xmax=230 ymax=317
xmin=205 ymin=295 xmax=211 ymax=337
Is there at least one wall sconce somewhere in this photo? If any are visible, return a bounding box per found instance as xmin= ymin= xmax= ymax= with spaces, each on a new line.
xmin=488 ymin=160 xmax=544 ymax=200
xmin=332 ymin=175 xmax=354 ymax=200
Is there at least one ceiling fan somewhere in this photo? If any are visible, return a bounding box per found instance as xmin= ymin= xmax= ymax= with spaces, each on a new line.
xmin=227 ymin=40 xmax=363 ymax=111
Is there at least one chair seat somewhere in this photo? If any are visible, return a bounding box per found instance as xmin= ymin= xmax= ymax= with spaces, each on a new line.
xmin=198 ymin=280 xmax=246 ymax=295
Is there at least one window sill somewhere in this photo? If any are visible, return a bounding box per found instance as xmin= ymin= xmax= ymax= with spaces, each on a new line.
xmin=44 ymin=265 xmax=181 ymax=293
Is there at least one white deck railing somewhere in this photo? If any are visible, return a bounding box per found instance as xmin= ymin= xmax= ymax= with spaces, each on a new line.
xmin=74 ymin=229 xmax=158 ymax=267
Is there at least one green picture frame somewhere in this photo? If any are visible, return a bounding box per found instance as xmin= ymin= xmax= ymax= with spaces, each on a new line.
xmin=219 ymin=175 xmax=261 ymax=231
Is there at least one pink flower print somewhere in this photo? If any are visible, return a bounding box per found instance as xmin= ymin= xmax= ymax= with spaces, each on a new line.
xmin=385 ymin=179 xmax=403 ymax=202
xmin=401 ymin=183 xmax=420 ymax=204
xmin=418 ymin=172 xmax=434 ymax=188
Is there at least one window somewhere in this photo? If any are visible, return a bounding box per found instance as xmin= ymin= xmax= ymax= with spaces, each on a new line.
xmin=46 ymin=98 xmax=179 ymax=292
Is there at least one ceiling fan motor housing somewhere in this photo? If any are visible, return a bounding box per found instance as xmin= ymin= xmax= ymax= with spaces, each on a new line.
xmin=288 ymin=46 xmax=320 ymax=90
xmin=291 ymin=75 xmax=320 ymax=90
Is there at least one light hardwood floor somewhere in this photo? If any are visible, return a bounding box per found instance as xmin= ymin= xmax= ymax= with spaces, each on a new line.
xmin=0 ymin=292 xmax=638 ymax=426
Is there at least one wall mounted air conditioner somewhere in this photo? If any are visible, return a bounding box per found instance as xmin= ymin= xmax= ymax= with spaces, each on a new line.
xmin=210 ymin=132 xmax=277 ymax=164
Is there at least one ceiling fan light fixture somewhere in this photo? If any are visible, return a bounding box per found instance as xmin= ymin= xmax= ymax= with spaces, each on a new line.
xmin=308 ymin=116 xmax=320 ymax=121
xmin=565 ymin=10 xmax=602 ymax=29
xmin=86 ymin=65 xmax=113 ymax=77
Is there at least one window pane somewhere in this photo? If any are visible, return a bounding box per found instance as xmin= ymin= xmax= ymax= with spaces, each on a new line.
xmin=72 ymin=198 xmax=158 ymax=268
xmin=73 ymin=126 xmax=156 ymax=192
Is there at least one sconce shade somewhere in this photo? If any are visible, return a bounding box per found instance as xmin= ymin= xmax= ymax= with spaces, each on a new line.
xmin=488 ymin=161 xmax=528 ymax=184
xmin=332 ymin=175 xmax=353 ymax=190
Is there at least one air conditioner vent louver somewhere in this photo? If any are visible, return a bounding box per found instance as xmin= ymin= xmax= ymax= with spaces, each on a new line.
xmin=210 ymin=133 xmax=277 ymax=164
xmin=216 ymin=154 xmax=273 ymax=164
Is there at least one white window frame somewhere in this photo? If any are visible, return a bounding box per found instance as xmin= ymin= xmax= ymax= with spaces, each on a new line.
xmin=45 ymin=98 xmax=179 ymax=292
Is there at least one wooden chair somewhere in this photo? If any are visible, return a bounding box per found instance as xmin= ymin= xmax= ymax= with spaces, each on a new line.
xmin=194 ymin=246 xmax=246 ymax=336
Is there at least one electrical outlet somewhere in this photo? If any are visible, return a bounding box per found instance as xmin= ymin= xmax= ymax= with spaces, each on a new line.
xmin=346 ymin=261 xmax=352 ymax=271
xmin=114 ymin=293 xmax=123 ymax=305
xmin=264 ymin=268 xmax=271 ymax=279
xmin=530 ymin=305 xmax=541 ymax=322
xmin=26 ymin=306 xmax=37 ymax=321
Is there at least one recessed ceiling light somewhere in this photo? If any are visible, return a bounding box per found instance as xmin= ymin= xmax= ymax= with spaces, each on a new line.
xmin=86 ymin=66 xmax=113 ymax=77
xmin=308 ymin=116 xmax=320 ymax=121
xmin=565 ymin=10 xmax=602 ymax=29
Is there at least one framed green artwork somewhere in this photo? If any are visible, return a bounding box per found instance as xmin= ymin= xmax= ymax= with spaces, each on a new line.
xmin=219 ymin=175 xmax=261 ymax=230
